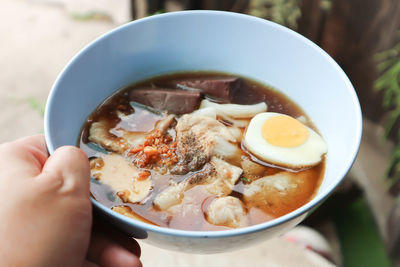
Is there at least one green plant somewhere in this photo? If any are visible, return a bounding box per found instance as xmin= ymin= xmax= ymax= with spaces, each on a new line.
xmin=375 ymin=39 xmax=400 ymax=187
xmin=26 ymin=97 xmax=45 ymax=117
xmin=334 ymin=197 xmax=392 ymax=267
xmin=248 ymin=0 xmax=332 ymax=29
xmin=249 ymin=0 xmax=301 ymax=29
xmin=70 ymin=11 xmax=112 ymax=22
xmin=9 ymin=96 xmax=46 ymax=117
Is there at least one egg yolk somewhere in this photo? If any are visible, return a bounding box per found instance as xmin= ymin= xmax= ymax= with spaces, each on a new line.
xmin=261 ymin=115 xmax=309 ymax=147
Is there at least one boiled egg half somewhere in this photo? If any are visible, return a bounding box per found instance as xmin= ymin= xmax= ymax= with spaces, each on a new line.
xmin=244 ymin=112 xmax=327 ymax=169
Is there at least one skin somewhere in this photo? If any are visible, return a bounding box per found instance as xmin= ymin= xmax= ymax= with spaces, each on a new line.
xmin=0 ymin=135 xmax=142 ymax=267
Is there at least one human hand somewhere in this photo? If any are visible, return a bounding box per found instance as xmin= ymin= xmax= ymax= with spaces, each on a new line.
xmin=0 ymin=135 xmax=141 ymax=267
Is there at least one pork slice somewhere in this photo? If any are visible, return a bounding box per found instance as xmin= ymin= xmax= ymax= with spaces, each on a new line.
xmin=172 ymin=114 xmax=237 ymax=174
xmin=129 ymin=88 xmax=202 ymax=114
xmin=88 ymin=120 xmax=130 ymax=154
xmin=90 ymin=154 xmax=152 ymax=203
xmin=206 ymin=196 xmax=247 ymax=228
xmin=89 ymin=119 xmax=150 ymax=154
xmin=172 ymin=77 xmax=242 ymax=101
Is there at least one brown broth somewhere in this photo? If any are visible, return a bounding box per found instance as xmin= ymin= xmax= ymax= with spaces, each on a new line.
xmin=79 ymin=71 xmax=325 ymax=231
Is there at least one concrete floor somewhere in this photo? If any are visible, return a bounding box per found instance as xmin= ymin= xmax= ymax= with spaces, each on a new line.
xmin=1 ymin=0 xmax=394 ymax=266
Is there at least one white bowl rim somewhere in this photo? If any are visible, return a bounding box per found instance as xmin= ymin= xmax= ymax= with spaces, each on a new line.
xmin=45 ymin=10 xmax=362 ymax=239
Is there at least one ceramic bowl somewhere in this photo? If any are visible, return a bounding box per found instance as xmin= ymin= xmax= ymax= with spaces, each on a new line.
xmin=45 ymin=10 xmax=362 ymax=253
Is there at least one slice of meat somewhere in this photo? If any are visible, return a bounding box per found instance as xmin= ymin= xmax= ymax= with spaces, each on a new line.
xmin=129 ymin=88 xmax=202 ymax=114
xmin=89 ymin=119 xmax=151 ymax=154
xmin=172 ymin=77 xmax=242 ymax=101
xmin=206 ymin=196 xmax=247 ymax=228
xmin=172 ymin=114 xmax=237 ymax=173
xmin=153 ymin=157 xmax=242 ymax=210
xmin=89 ymin=108 xmax=172 ymax=155
xmin=90 ymin=154 xmax=152 ymax=203
xmin=88 ymin=120 xmax=130 ymax=154
xmin=243 ymin=169 xmax=316 ymax=216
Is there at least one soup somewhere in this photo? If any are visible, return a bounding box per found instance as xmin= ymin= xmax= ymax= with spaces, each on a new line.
xmin=79 ymin=72 xmax=327 ymax=231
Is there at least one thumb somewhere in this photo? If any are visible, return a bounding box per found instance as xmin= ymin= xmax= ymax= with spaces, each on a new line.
xmin=41 ymin=146 xmax=90 ymax=196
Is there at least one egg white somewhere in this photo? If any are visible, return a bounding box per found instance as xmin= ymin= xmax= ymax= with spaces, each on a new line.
xmin=244 ymin=112 xmax=327 ymax=169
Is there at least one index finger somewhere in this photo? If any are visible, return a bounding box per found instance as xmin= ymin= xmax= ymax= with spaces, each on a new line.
xmin=0 ymin=135 xmax=49 ymax=177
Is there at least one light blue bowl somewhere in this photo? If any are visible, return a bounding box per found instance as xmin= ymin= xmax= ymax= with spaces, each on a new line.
xmin=45 ymin=10 xmax=362 ymax=253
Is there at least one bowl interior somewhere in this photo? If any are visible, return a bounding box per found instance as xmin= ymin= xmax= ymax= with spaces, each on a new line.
xmin=45 ymin=11 xmax=362 ymax=236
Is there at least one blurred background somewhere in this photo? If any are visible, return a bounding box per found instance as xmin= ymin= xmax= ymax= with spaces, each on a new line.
xmin=1 ymin=0 xmax=399 ymax=266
